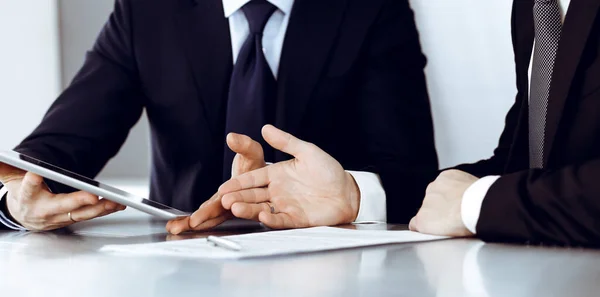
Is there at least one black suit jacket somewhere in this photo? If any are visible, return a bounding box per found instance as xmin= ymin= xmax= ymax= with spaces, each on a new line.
xmin=13 ymin=0 xmax=438 ymax=223
xmin=456 ymin=0 xmax=600 ymax=246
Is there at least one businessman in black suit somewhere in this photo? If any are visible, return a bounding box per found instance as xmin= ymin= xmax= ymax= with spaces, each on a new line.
xmin=0 ymin=0 xmax=438 ymax=231
xmin=219 ymin=0 xmax=600 ymax=246
xmin=409 ymin=0 xmax=600 ymax=246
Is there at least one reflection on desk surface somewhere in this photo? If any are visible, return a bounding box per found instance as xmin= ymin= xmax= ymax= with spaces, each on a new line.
xmin=0 ymin=208 xmax=599 ymax=297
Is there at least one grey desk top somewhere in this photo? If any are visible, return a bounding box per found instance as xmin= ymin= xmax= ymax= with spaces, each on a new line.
xmin=1 ymin=209 xmax=599 ymax=297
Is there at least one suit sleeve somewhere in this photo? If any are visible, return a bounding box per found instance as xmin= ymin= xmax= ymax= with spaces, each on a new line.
xmin=14 ymin=0 xmax=144 ymax=192
xmin=357 ymin=0 xmax=439 ymax=224
xmin=476 ymin=160 xmax=600 ymax=247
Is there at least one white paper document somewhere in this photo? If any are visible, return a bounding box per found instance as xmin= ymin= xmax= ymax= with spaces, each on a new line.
xmin=100 ymin=227 xmax=448 ymax=259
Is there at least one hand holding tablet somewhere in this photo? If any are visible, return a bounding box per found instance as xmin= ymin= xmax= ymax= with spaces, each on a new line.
xmin=0 ymin=150 xmax=190 ymax=231
xmin=0 ymin=168 xmax=124 ymax=231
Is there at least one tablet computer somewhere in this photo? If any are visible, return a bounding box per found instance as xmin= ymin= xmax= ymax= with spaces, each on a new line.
xmin=0 ymin=150 xmax=190 ymax=220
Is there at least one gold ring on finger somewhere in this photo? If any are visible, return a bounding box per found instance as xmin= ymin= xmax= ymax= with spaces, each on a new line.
xmin=68 ymin=212 xmax=77 ymax=223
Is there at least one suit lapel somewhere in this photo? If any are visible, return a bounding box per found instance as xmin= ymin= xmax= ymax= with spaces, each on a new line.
xmin=175 ymin=0 xmax=233 ymax=141
xmin=275 ymin=0 xmax=348 ymax=137
xmin=543 ymin=0 xmax=600 ymax=166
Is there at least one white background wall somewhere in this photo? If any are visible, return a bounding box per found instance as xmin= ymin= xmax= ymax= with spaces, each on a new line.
xmin=0 ymin=1 xmax=61 ymax=150
xmin=1 ymin=0 xmax=516 ymax=178
xmin=410 ymin=0 xmax=516 ymax=168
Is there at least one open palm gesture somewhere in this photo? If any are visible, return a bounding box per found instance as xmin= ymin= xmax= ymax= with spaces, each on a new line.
xmin=219 ymin=125 xmax=361 ymax=229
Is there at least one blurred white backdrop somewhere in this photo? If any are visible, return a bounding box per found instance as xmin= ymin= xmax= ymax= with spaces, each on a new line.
xmin=1 ymin=0 xmax=517 ymax=179
xmin=410 ymin=0 xmax=516 ymax=168
xmin=0 ymin=1 xmax=61 ymax=151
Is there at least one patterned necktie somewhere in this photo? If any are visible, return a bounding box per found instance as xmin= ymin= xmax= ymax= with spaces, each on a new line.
xmin=223 ymin=0 xmax=277 ymax=181
xmin=529 ymin=0 xmax=563 ymax=169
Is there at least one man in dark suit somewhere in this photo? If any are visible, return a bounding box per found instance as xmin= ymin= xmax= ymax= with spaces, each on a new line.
xmin=0 ymin=0 xmax=438 ymax=231
xmin=410 ymin=0 xmax=600 ymax=246
xmin=217 ymin=0 xmax=600 ymax=246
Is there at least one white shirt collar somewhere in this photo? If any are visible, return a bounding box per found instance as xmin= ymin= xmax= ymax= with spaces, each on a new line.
xmin=222 ymin=0 xmax=294 ymax=18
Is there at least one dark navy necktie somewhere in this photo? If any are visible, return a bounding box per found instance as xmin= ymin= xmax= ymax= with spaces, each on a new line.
xmin=223 ymin=0 xmax=278 ymax=181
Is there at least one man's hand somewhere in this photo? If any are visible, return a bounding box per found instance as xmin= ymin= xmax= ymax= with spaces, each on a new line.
xmin=166 ymin=133 xmax=266 ymax=234
xmin=0 ymin=162 xmax=125 ymax=231
xmin=218 ymin=125 xmax=361 ymax=229
xmin=409 ymin=170 xmax=478 ymax=237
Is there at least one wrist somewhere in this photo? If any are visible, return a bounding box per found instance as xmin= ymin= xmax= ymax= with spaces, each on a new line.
xmin=0 ymin=186 xmax=28 ymax=231
xmin=461 ymin=176 xmax=500 ymax=235
xmin=345 ymin=172 xmax=361 ymax=223
xmin=0 ymin=187 xmax=14 ymax=220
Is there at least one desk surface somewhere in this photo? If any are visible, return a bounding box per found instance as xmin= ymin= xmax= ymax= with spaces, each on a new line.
xmin=1 ymin=209 xmax=599 ymax=297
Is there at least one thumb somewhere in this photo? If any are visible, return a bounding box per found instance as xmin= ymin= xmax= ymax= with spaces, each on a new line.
xmin=261 ymin=125 xmax=311 ymax=158
xmin=226 ymin=133 xmax=264 ymax=161
xmin=409 ymin=216 xmax=418 ymax=232
xmin=20 ymin=172 xmax=45 ymax=199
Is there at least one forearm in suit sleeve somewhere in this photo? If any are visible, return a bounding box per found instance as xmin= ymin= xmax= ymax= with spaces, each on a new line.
xmin=476 ymin=159 xmax=600 ymax=247
xmin=14 ymin=0 xmax=144 ymax=193
xmin=358 ymin=0 xmax=439 ymax=224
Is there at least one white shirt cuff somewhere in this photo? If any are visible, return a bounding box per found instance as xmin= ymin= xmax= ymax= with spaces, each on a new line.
xmin=0 ymin=186 xmax=27 ymax=231
xmin=461 ymin=176 xmax=500 ymax=234
xmin=347 ymin=171 xmax=387 ymax=224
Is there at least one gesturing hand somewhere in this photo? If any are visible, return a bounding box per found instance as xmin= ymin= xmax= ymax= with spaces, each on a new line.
xmin=166 ymin=133 xmax=266 ymax=234
xmin=0 ymin=162 xmax=125 ymax=231
xmin=409 ymin=170 xmax=478 ymax=237
xmin=218 ymin=125 xmax=361 ymax=229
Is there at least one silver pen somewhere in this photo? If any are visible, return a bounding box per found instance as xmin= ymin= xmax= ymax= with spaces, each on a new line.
xmin=207 ymin=236 xmax=243 ymax=251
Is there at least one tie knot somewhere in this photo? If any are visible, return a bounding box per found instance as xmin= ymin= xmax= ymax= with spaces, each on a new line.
xmin=242 ymin=0 xmax=277 ymax=34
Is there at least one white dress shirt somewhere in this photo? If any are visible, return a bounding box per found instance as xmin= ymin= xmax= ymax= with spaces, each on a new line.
xmin=224 ymin=0 xmax=387 ymax=223
xmin=461 ymin=0 xmax=571 ymax=233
